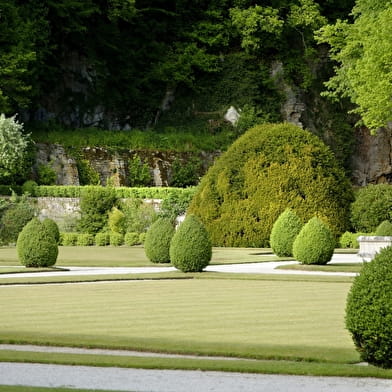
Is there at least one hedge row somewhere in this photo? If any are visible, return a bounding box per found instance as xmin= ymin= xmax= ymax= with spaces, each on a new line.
xmin=60 ymin=232 xmax=145 ymax=246
xmin=0 ymin=184 xmax=196 ymax=199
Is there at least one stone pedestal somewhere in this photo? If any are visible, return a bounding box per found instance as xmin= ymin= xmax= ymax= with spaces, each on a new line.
xmin=357 ymin=236 xmax=392 ymax=261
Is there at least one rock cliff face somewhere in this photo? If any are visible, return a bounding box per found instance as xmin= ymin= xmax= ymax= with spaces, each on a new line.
xmin=351 ymin=127 xmax=392 ymax=186
xmin=35 ymin=143 xmax=217 ymax=187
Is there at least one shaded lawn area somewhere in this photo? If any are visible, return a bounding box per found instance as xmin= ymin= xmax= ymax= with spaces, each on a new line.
xmin=0 ymin=246 xmax=290 ymax=268
xmin=0 ymin=278 xmax=357 ymax=364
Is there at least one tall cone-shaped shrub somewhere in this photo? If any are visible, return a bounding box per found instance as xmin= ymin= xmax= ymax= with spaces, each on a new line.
xmin=170 ymin=215 xmax=212 ymax=272
xmin=17 ymin=218 xmax=58 ymax=267
xmin=270 ymin=209 xmax=303 ymax=257
xmin=292 ymin=217 xmax=335 ymax=265
xmin=188 ymin=123 xmax=352 ymax=247
xmin=144 ymin=217 xmax=175 ymax=263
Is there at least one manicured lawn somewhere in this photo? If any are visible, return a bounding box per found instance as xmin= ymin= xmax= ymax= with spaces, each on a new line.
xmin=0 ymin=278 xmax=356 ymax=363
xmin=0 ymin=246 xmax=289 ymax=268
xmin=277 ymin=263 xmax=363 ymax=274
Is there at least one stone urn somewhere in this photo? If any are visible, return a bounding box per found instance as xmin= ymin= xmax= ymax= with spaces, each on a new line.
xmin=357 ymin=236 xmax=392 ymax=262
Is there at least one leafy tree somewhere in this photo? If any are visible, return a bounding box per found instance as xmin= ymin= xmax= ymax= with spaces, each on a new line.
xmin=316 ymin=1 xmax=392 ymax=131
xmin=0 ymin=114 xmax=31 ymax=182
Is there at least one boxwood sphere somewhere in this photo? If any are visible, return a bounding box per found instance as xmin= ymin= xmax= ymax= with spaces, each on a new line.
xmin=292 ymin=217 xmax=335 ymax=265
xmin=188 ymin=123 xmax=352 ymax=247
xmin=346 ymin=246 xmax=392 ymax=368
xmin=17 ymin=218 xmax=58 ymax=267
xmin=144 ymin=217 xmax=175 ymax=263
xmin=42 ymin=218 xmax=60 ymax=244
xmin=170 ymin=214 xmax=212 ymax=272
xmin=270 ymin=208 xmax=303 ymax=257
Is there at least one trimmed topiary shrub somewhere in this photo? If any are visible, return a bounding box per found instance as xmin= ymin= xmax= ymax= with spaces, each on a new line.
xmin=270 ymin=208 xmax=303 ymax=257
xmin=17 ymin=218 xmax=58 ymax=267
xmin=169 ymin=214 xmax=212 ymax=272
xmin=22 ymin=180 xmax=38 ymax=196
xmin=346 ymin=246 xmax=392 ymax=368
xmin=188 ymin=123 xmax=353 ymax=247
xmin=292 ymin=217 xmax=335 ymax=265
xmin=338 ymin=232 xmax=367 ymax=249
xmin=144 ymin=218 xmax=175 ymax=263
xmin=124 ymin=232 xmax=140 ymax=246
xmin=77 ymin=233 xmax=95 ymax=246
xmin=110 ymin=232 xmax=124 ymax=246
xmin=351 ymin=184 xmax=392 ymax=232
xmin=61 ymin=232 xmax=78 ymax=246
xmin=139 ymin=232 xmax=147 ymax=244
xmin=375 ymin=220 xmax=392 ymax=236
xmin=42 ymin=218 xmax=60 ymax=244
xmin=78 ymin=186 xmax=117 ymax=234
xmin=108 ymin=207 xmax=126 ymax=234
xmin=95 ymin=232 xmax=110 ymax=246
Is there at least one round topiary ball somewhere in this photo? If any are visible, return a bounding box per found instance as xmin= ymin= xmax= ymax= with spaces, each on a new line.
xmin=144 ymin=218 xmax=175 ymax=263
xmin=17 ymin=218 xmax=58 ymax=267
xmin=42 ymin=218 xmax=60 ymax=244
xmin=292 ymin=217 xmax=335 ymax=265
xmin=188 ymin=123 xmax=353 ymax=247
xmin=346 ymin=246 xmax=392 ymax=368
xmin=270 ymin=208 xmax=303 ymax=257
xmin=170 ymin=215 xmax=212 ymax=272
xmin=375 ymin=220 xmax=392 ymax=236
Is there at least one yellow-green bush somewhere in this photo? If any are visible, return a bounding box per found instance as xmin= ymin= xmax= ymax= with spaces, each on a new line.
xmin=188 ymin=123 xmax=353 ymax=247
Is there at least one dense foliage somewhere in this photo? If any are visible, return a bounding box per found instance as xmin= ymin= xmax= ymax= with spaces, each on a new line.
xmin=42 ymin=218 xmax=60 ymax=244
xmin=188 ymin=123 xmax=353 ymax=247
xmin=375 ymin=221 xmax=392 ymax=236
xmin=170 ymin=215 xmax=212 ymax=272
xmin=270 ymin=208 xmax=303 ymax=257
xmin=17 ymin=218 xmax=58 ymax=267
xmin=292 ymin=217 xmax=335 ymax=264
xmin=350 ymin=184 xmax=392 ymax=232
xmin=144 ymin=218 xmax=175 ymax=264
xmin=346 ymin=246 xmax=392 ymax=368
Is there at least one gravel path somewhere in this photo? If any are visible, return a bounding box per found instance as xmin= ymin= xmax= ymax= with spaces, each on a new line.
xmin=1 ymin=362 xmax=392 ymax=392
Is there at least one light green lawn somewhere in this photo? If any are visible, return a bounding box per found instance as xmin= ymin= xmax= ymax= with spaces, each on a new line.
xmin=277 ymin=263 xmax=363 ymax=273
xmin=0 ymin=279 xmax=356 ymax=363
xmin=0 ymin=246 xmax=290 ymax=268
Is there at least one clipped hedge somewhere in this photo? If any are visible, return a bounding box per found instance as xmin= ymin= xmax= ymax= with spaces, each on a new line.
xmin=292 ymin=217 xmax=335 ymax=265
xmin=17 ymin=218 xmax=58 ymax=267
xmin=124 ymin=232 xmax=140 ymax=246
xmin=346 ymin=246 xmax=392 ymax=368
xmin=338 ymin=232 xmax=368 ymax=249
xmin=109 ymin=232 xmax=124 ymax=246
xmin=270 ymin=208 xmax=303 ymax=257
xmin=61 ymin=232 xmax=78 ymax=246
xmin=95 ymin=232 xmax=110 ymax=246
xmin=188 ymin=123 xmax=353 ymax=247
xmin=375 ymin=220 xmax=392 ymax=236
xmin=170 ymin=214 xmax=212 ymax=272
xmin=144 ymin=218 xmax=175 ymax=263
xmin=76 ymin=233 xmax=95 ymax=246
xmin=351 ymin=184 xmax=392 ymax=232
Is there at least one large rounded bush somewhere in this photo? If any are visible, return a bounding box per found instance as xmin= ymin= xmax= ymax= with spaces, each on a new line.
xmin=351 ymin=184 xmax=392 ymax=232
xmin=292 ymin=217 xmax=335 ymax=265
xmin=270 ymin=208 xmax=303 ymax=257
xmin=17 ymin=218 xmax=58 ymax=267
xmin=188 ymin=123 xmax=353 ymax=247
xmin=144 ymin=218 xmax=175 ymax=263
xmin=346 ymin=246 xmax=392 ymax=368
xmin=42 ymin=218 xmax=60 ymax=244
xmin=170 ymin=215 xmax=212 ymax=272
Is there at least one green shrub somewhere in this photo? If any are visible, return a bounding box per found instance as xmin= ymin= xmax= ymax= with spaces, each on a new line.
xmin=17 ymin=218 xmax=58 ymax=267
xmin=188 ymin=123 xmax=353 ymax=247
xmin=159 ymin=187 xmax=196 ymax=221
xmin=42 ymin=218 xmax=60 ymax=244
xmin=144 ymin=218 xmax=175 ymax=263
xmin=110 ymin=232 xmax=124 ymax=246
xmin=292 ymin=217 xmax=335 ymax=265
xmin=139 ymin=232 xmax=147 ymax=244
xmin=61 ymin=232 xmax=78 ymax=246
xmin=338 ymin=232 xmax=366 ymax=249
xmin=169 ymin=214 xmax=212 ymax=272
xmin=95 ymin=232 xmax=110 ymax=246
xmin=169 ymin=157 xmax=201 ymax=187
xmin=77 ymin=233 xmax=95 ymax=246
xmin=78 ymin=186 xmax=117 ymax=234
xmin=128 ymin=155 xmax=152 ymax=187
xmin=375 ymin=220 xmax=392 ymax=236
xmin=77 ymin=159 xmax=100 ymax=185
xmin=0 ymin=197 xmax=35 ymax=244
xmin=22 ymin=180 xmax=38 ymax=196
xmin=108 ymin=207 xmax=126 ymax=234
xmin=351 ymin=184 xmax=392 ymax=232
xmin=37 ymin=163 xmax=57 ymax=185
xmin=270 ymin=208 xmax=303 ymax=257
xmin=346 ymin=246 xmax=392 ymax=368
xmin=121 ymin=198 xmax=157 ymax=233
xmin=124 ymin=232 xmax=140 ymax=246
